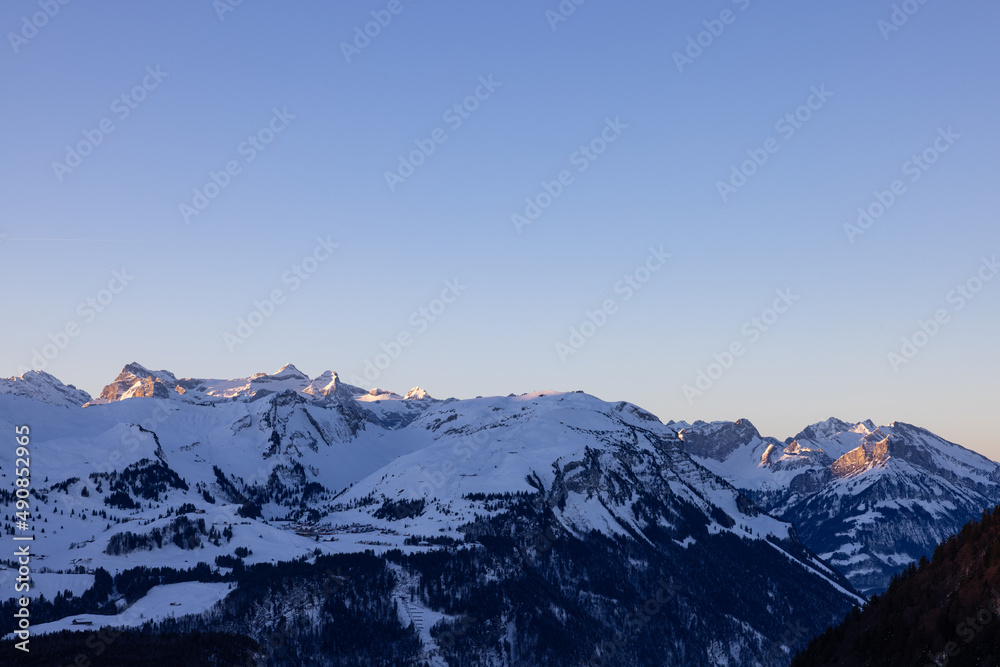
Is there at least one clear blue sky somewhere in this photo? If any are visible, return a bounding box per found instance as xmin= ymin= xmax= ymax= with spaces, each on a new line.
xmin=2 ymin=1 xmax=998 ymax=456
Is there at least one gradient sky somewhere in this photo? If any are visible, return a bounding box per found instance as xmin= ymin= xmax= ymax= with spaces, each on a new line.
xmin=1 ymin=1 xmax=998 ymax=457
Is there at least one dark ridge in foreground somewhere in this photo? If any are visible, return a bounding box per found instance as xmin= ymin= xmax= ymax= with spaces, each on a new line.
xmin=792 ymin=505 xmax=1000 ymax=667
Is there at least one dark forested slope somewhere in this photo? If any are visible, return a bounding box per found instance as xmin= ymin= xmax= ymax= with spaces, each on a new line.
xmin=793 ymin=505 xmax=1000 ymax=667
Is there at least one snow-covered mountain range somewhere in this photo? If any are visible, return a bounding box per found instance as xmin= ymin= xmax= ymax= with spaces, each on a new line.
xmin=675 ymin=416 xmax=1000 ymax=595
xmin=1 ymin=363 xmax=996 ymax=664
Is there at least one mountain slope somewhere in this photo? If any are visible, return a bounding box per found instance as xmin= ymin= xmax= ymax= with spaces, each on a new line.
xmin=322 ymin=393 xmax=862 ymax=664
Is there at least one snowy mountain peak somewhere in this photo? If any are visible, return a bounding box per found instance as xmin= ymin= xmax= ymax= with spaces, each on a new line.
xmin=122 ymin=361 xmax=150 ymax=375
xmin=789 ymin=417 xmax=856 ymax=443
xmin=273 ymin=363 xmax=308 ymax=380
xmin=0 ymin=370 xmax=92 ymax=407
xmin=302 ymin=370 xmax=342 ymax=397
xmin=403 ymin=386 xmax=432 ymax=400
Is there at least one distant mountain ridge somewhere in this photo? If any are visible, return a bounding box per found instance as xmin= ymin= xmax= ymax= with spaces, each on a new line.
xmin=677 ymin=416 xmax=1000 ymax=595
xmin=0 ymin=369 xmax=93 ymax=407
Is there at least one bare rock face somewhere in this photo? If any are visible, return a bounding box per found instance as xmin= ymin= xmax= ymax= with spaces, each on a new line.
xmin=99 ymin=362 xmax=179 ymax=401
xmin=678 ymin=418 xmax=770 ymax=462
xmin=760 ymin=443 xmax=779 ymax=467
xmin=829 ymin=437 xmax=892 ymax=478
